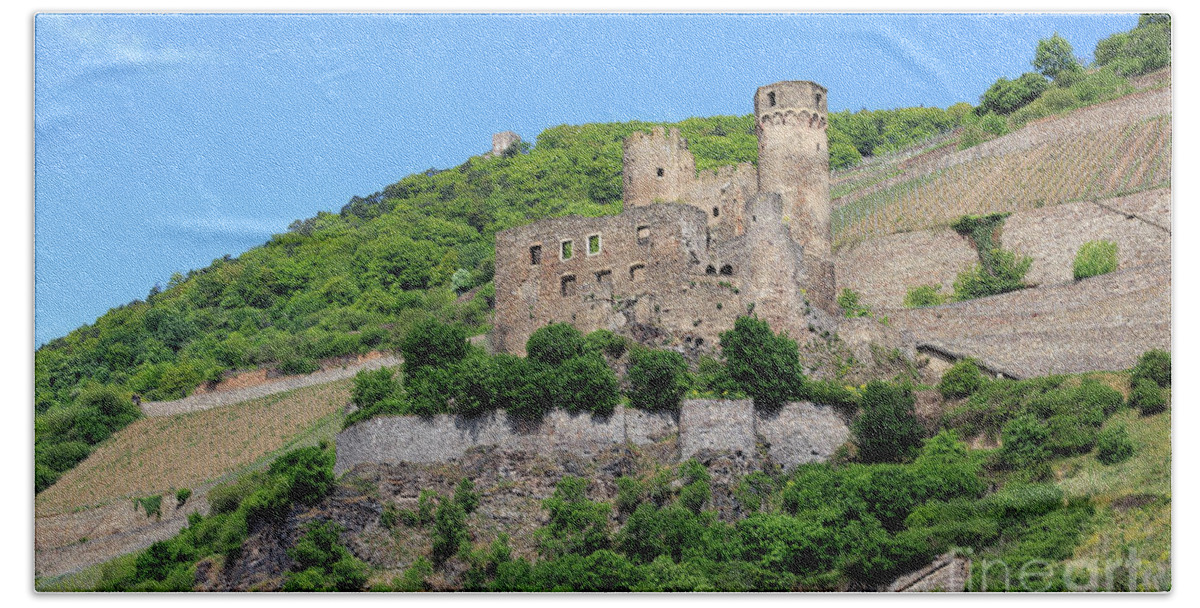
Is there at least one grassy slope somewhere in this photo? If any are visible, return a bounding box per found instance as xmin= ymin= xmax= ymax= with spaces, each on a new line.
xmin=1056 ymin=405 xmax=1171 ymax=587
xmin=35 ymin=378 xmax=351 ymax=517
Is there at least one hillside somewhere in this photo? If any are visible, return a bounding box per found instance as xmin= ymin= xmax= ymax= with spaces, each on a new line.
xmin=33 ymin=17 xmax=1172 ymax=592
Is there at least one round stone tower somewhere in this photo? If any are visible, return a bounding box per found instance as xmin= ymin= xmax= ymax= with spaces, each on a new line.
xmin=754 ymin=81 xmax=831 ymax=260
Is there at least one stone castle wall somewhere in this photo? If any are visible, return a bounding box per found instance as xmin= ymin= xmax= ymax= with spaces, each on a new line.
xmin=335 ymin=400 xmax=850 ymax=475
xmin=492 ymin=204 xmax=752 ymax=354
xmin=835 ymin=189 xmax=1172 ymax=310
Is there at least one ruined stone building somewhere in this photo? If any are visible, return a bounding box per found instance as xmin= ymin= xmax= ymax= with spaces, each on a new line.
xmin=492 ymin=81 xmax=836 ymax=354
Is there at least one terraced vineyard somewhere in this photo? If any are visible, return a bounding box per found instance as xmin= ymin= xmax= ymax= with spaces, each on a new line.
xmin=832 ymin=114 xmax=1172 ymax=248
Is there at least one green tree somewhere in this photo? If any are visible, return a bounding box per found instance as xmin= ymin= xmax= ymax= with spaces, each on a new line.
xmin=1033 ymin=33 xmax=1081 ymax=83
xmin=979 ymin=72 xmax=1049 ymax=115
xmin=626 ymin=348 xmax=688 ymax=412
xmin=1000 ymin=413 xmax=1050 ymax=469
xmin=399 ymin=318 xmax=468 ymax=373
xmin=719 ymin=316 xmax=804 ymax=409
xmin=526 ymin=323 xmax=587 ymax=367
xmin=852 ymin=381 xmax=924 ymax=463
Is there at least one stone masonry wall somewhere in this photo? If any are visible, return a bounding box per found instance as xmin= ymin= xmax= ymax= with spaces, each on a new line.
xmin=336 ymin=400 xmax=850 ymax=474
xmin=492 ymin=203 xmax=759 ymax=354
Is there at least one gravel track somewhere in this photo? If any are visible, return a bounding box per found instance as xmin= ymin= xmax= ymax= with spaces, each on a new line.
xmin=140 ymin=355 xmax=402 ymax=417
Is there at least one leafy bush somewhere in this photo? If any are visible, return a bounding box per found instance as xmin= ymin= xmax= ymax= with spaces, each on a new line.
xmin=549 ymin=351 xmax=620 ymax=416
xmin=1129 ymin=378 xmax=1167 ymax=415
xmin=432 ymin=497 xmax=469 ymax=565
xmin=175 ymin=488 xmax=192 ymax=507
xmin=615 ymin=476 xmax=646 ymax=515
xmin=351 ymin=366 xmax=400 ymax=410
xmin=455 ymin=477 xmax=479 ymax=514
xmin=536 ymin=476 xmax=611 ymax=558
xmin=1096 ymin=424 xmax=1135 ymax=465
xmin=952 ymin=249 xmax=1032 ymax=301
xmin=585 ymin=329 xmax=628 ymax=358
xmin=1095 ymin=14 xmax=1171 ymax=77
xmin=979 ymin=72 xmax=1049 ymax=115
xmin=719 ymin=316 xmax=804 ymax=409
xmin=400 ymin=318 xmax=468 ymax=373
xmin=526 ymin=323 xmax=587 ymax=367
xmin=283 ymin=520 xmax=369 ymax=591
xmin=837 ymin=288 xmax=871 ymax=318
xmin=491 ymin=354 xmax=553 ymax=421
xmin=999 ymin=414 xmax=1049 ymax=469
xmin=677 ymin=459 xmax=712 ymax=514
xmin=904 ymin=284 xmax=946 ymax=308
xmin=853 ymin=381 xmax=924 ymax=463
xmin=1073 ymin=240 xmax=1118 ymax=280
xmin=393 ymin=557 xmax=433 ymax=592
xmin=939 ymin=358 xmax=984 ymax=399
xmin=626 ymin=348 xmax=688 ymax=412
xmin=40 ymin=441 xmax=92 ymax=473
xmin=1131 ymin=348 xmax=1171 ymax=388
xmin=801 ymin=379 xmax=860 ymax=414
xmin=277 ymin=356 xmax=319 ymax=376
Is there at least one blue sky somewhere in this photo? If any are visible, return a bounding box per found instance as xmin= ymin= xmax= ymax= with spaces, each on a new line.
xmin=33 ymin=12 xmax=1138 ymax=346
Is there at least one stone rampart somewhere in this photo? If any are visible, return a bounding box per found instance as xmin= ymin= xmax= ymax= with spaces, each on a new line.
xmin=335 ymin=399 xmax=850 ymax=475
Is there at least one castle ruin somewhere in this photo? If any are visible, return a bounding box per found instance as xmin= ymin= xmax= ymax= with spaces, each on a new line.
xmin=492 ymin=81 xmax=836 ymax=354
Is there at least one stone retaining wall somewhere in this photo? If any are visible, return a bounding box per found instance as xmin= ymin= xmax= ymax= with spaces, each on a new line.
xmin=335 ymin=399 xmax=849 ymax=474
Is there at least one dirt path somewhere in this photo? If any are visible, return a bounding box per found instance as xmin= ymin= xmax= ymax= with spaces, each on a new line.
xmin=141 ymin=354 xmax=402 ymax=417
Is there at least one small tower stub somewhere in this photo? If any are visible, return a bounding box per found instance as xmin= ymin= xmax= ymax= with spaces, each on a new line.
xmin=622 ymin=127 xmax=697 ymax=208
xmin=491 ymin=131 xmax=522 ymax=157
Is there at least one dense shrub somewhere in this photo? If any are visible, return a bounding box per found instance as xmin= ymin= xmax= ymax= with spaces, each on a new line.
xmin=1129 ymin=378 xmax=1167 ymax=415
xmin=1073 ymin=240 xmax=1118 ymax=280
xmin=719 ymin=316 xmax=804 ymax=409
xmin=939 ymin=358 xmax=984 ymax=399
xmin=550 ymin=351 xmax=620 ymax=416
xmin=400 ymin=318 xmax=467 ymax=373
xmin=999 ymin=414 xmax=1049 ymax=469
xmin=432 ymin=497 xmax=469 ymax=565
xmin=492 ymin=354 xmax=553 ymax=421
xmin=176 ymin=488 xmax=192 ymax=507
xmin=283 ymin=521 xmax=369 ymax=591
xmin=837 ymin=288 xmax=871 ymax=318
xmin=852 ymin=381 xmax=924 ymax=463
xmin=626 ymin=348 xmax=688 ymax=412
xmin=455 ymin=477 xmax=480 ymax=514
xmin=1131 ymin=348 xmax=1171 ymax=388
xmin=952 ymin=249 xmax=1032 ymax=301
xmin=585 ymin=329 xmax=628 ymax=358
xmin=536 ymin=476 xmax=611 ymax=558
xmin=677 ymin=459 xmax=712 ymax=515
xmin=526 ymin=323 xmax=587 ymax=367
xmin=979 ymin=72 xmax=1049 ymax=115
xmin=903 ymin=284 xmax=946 ymax=308
xmin=1096 ymin=424 xmax=1136 ymax=465
xmin=350 ymin=366 xmax=399 ymax=410
xmin=1094 ymin=14 xmax=1171 ymax=77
